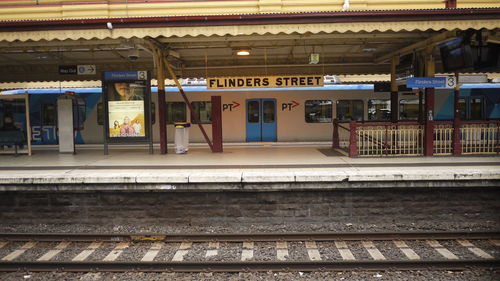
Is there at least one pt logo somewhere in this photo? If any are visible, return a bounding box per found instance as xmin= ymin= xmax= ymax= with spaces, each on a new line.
xmin=282 ymin=100 xmax=300 ymax=111
xmin=223 ymin=101 xmax=240 ymax=111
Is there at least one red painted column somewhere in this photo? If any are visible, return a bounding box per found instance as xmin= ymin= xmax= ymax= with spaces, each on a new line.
xmin=332 ymin=118 xmax=340 ymax=149
xmin=424 ymin=88 xmax=435 ymax=156
xmin=445 ymin=0 xmax=457 ymax=8
xmin=348 ymin=121 xmax=358 ymax=157
xmin=158 ymin=89 xmax=167 ymax=154
xmin=211 ymin=96 xmax=223 ymax=152
xmin=452 ymin=88 xmax=462 ymax=155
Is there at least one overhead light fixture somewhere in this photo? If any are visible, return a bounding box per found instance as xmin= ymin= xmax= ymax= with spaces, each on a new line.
xmin=236 ymin=49 xmax=251 ymax=56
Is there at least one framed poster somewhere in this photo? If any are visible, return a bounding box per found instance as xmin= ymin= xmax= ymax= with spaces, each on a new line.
xmin=102 ymin=71 xmax=153 ymax=153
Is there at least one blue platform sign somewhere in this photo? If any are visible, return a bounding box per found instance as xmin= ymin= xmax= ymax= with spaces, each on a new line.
xmin=407 ymin=77 xmax=446 ymax=88
xmin=104 ymin=71 xmax=148 ymax=81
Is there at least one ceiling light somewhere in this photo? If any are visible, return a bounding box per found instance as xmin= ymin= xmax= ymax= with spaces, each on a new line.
xmin=236 ymin=49 xmax=251 ymax=56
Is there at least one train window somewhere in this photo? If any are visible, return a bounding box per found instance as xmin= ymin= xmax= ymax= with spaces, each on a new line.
xmin=42 ymin=103 xmax=57 ymax=125
xmin=73 ymin=96 xmax=86 ymax=130
xmin=305 ymin=100 xmax=332 ymax=123
xmin=469 ymin=98 xmax=484 ymax=120
xmin=151 ymin=102 xmax=156 ymax=125
xmin=459 ymin=97 xmax=484 ymax=120
xmin=399 ymin=99 xmax=421 ymax=120
xmin=166 ymin=102 xmax=186 ymax=124
xmin=97 ymin=102 xmax=104 ymax=125
xmin=368 ymin=99 xmax=391 ymax=121
xmin=458 ymin=99 xmax=467 ymax=120
xmin=248 ymin=101 xmax=260 ymax=123
xmin=263 ymin=100 xmax=275 ymax=123
xmin=191 ymin=101 xmax=211 ymax=124
xmin=336 ymin=100 xmax=363 ymax=121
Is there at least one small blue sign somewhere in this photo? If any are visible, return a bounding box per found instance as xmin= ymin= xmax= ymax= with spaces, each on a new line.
xmin=104 ymin=71 xmax=147 ymax=81
xmin=407 ymin=77 xmax=446 ymax=88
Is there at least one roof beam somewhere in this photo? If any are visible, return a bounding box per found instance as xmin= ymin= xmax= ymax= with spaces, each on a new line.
xmin=374 ymin=30 xmax=458 ymax=64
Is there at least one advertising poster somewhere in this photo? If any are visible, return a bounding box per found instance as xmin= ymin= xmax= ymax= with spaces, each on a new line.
xmin=106 ymin=81 xmax=146 ymax=138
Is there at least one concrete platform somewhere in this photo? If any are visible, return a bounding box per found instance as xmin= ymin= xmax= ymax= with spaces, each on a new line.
xmin=0 ymin=144 xmax=499 ymax=190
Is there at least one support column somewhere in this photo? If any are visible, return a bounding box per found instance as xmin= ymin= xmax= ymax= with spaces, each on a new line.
xmin=332 ymin=118 xmax=340 ymax=149
xmin=452 ymin=72 xmax=462 ymax=155
xmin=390 ymin=56 xmax=398 ymax=123
xmin=418 ymin=89 xmax=424 ymax=124
xmin=211 ymin=96 xmax=223 ymax=152
xmin=154 ymin=48 xmax=168 ymax=154
xmin=424 ymin=48 xmax=435 ymax=156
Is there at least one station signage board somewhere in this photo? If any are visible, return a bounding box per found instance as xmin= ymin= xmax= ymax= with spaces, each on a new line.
xmin=407 ymin=77 xmax=446 ymax=88
xmin=102 ymin=71 xmax=151 ymax=144
xmin=59 ymin=65 xmax=97 ymax=75
xmin=207 ymin=75 xmax=324 ymax=89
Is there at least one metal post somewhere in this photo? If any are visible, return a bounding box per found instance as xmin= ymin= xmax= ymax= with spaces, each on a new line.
xmin=348 ymin=121 xmax=358 ymax=157
xmin=211 ymin=96 xmax=223 ymax=152
xmin=154 ymin=48 xmax=168 ymax=154
xmin=390 ymin=56 xmax=399 ymax=123
xmin=418 ymin=89 xmax=424 ymax=124
xmin=332 ymin=118 xmax=340 ymax=149
xmin=424 ymin=48 xmax=435 ymax=156
xmin=163 ymin=57 xmax=214 ymax=152
xmin=452 ymin=73 xmax=462 ymax=155
xmin=24 ymin=93 xmax=32 ymax=156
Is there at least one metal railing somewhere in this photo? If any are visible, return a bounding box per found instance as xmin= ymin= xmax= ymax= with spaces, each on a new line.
xmin=461 ymin=121 xmax=500 ymax=155
xmin=334 ymin=119 xmax=499 ymax=157
xmin=345 ymin=121 xmax=423 ymax=157
xmin=434 ymin=122 xmax=453 ymax=155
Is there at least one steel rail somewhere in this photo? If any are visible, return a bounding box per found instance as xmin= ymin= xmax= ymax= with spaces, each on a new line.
xmin=0 ymin=260 xmax=498 ymax=272
xmin=0 ymin=231 xmax=498 ymax=242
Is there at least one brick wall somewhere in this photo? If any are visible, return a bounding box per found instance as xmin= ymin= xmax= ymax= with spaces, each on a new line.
xmin=0 ymin=188 xmax=498 ymax=229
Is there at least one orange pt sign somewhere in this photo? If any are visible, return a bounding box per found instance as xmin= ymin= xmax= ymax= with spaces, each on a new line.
xmin=207 ymin=75 xmax=324 ymax=89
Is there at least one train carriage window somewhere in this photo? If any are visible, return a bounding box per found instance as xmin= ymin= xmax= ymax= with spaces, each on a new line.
xmin=469 ymin=98 xmax=484 ymax=120
xmin=73 ymin=96 xmax=86 ymax=130
xmin=458 ymin=97 xmax=484 ymax=120
xmin=458 ymin=98 xmax=467 ymax=120
xmin=191 ymin=101 xmax=211 ymax=124
xmin=336 ymin=100 xmax=363 ymax=121
xmin=399 ymin=99 xmax=421 ymax=120
xmin=42 ymin=103 xmax=57 ymax=125
xmin=166 ymin=102 xmax=186 ymax=124
xmin=263 ymin=100 xmax=275 ymax=123
xmin=97 ymin=102 xmax=104 ymax=125
xmin=368 ymin=99 xmax=391 ymax=121
xmin=305 ymin=100 xmax=332 ymax=123
xmin=248 ymin=101 xmax=260 ymax=123
xmin=151 ymin=102 xmax=156 ymax=125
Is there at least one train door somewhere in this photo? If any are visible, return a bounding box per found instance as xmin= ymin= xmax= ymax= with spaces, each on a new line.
xmin=246 ymin=98 xmax=277 ymax=142
xmin=458 ymin=96 xmax=484 ymax=120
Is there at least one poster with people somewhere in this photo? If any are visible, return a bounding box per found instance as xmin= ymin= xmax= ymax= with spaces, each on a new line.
xmin=107 ymin=81 xmax=146 ymax=138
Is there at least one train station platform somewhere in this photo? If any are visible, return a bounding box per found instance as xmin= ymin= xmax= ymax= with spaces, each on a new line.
xmin=0 ymin=144 xmax=499 ymax=191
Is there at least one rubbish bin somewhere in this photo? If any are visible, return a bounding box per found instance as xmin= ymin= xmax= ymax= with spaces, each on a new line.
xmin=174 ymin=122 xmax=190 ymax=154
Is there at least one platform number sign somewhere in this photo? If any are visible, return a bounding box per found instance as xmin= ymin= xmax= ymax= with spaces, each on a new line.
xmin=446 ymin=76 xmax=457 ymax=88
xmin=138 ymin=71 xmax=147 ymax=80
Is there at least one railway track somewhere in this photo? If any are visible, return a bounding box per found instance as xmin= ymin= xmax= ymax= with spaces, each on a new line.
xmin=0 ymin=231 xmax=499 ymax=272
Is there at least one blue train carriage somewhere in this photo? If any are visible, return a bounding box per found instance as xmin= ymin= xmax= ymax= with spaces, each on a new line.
xmin=0 ymin=88 xmax=101 ymax=146
xmin=0 ymin=83 xmax=499 ymax=146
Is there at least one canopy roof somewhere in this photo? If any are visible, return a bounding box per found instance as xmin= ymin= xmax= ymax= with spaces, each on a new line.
xmin=0 ymin=8 xmax=498 ymax=82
